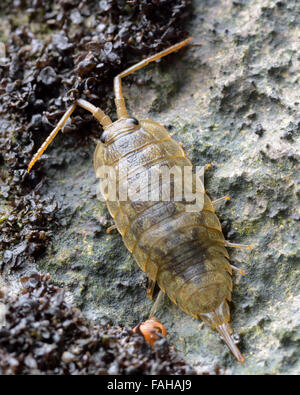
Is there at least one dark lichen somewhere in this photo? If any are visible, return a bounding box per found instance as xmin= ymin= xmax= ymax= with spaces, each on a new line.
xmin=0 ymin=272 xmax=197 ymax=375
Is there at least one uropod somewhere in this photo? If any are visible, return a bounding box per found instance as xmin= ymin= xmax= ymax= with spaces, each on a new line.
xmin=28 ymin=38 xmax=252 ymax=362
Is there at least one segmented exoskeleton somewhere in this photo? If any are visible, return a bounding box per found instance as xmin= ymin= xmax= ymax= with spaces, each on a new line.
xmin=28 ymin=38 xmax=251 ymax=362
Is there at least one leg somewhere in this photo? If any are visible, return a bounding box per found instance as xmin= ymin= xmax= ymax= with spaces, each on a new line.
xmin=230 ymin=264 xmax=245 ymax=276
xmin=89 ymin=135 xmax=101 ymax=145
xmin=147 ymin=278 xmax=156 ymax=301
xmin=27 ymin=99 xmax=112 ymax=173
xmin=146 ymin=264 xmax=160 ymax=301
xmin=149 ymin=290 xmax=164 ymax=319
xmin=106 ymin=224 xmax=117 ymax=234
xmin=114 ymin=37 xmax=193 ymax=119
xmin=213 ymin=196 xmax=231 ymax=206
xmin=226 ymin=241 xmax=253 ymax=251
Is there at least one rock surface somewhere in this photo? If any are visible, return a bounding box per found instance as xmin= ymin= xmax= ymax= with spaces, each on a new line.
xmin=1 ymin=0 xmax=300 ymax=374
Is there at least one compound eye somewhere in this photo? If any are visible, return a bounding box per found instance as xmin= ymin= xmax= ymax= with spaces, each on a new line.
xmin=127 ymin=117 xmax=139 ymax=126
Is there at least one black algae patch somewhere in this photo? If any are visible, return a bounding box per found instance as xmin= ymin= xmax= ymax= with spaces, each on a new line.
xmin=0 ymin=273 xmax=197 ymax=375
xmin=0 ymin=0 xmax=192 ymax=272
xmin=0 ymin=121 xmax=58 ymax=270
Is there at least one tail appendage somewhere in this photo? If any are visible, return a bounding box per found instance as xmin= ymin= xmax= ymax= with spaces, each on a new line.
xmin=199 ymin=300 xmax=244 ymax=362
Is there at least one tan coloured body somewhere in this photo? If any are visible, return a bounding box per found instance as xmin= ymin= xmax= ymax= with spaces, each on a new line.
xmin=94 ymin=117 xmax=233 ymax=322
xmin=28 ymin=38 xmax=246 ymax=362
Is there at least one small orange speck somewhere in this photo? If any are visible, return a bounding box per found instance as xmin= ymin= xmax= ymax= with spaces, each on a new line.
xmin=133 ymin=318 xmax=167 ymax=348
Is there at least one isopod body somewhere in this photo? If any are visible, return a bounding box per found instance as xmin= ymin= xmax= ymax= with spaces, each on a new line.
xmin=28 ymin=38 xmax=247 ymax=362
xmin=94 ymin=113 xmax=243 ymax=362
